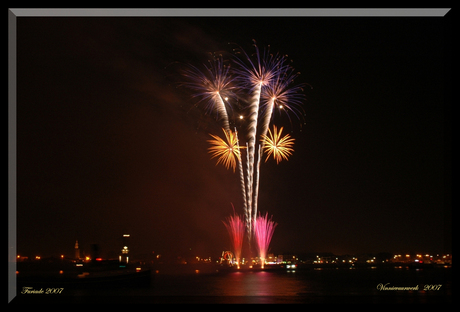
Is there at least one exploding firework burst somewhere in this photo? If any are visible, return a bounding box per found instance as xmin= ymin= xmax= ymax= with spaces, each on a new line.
xmin=207 ymin=128 xmax=244 ymax=172
xmin=180 ymin=41 xmax=306 ymax=259
xmin=181 ymin=54 xmax=235 ymax=131
xmin=259 ymin=67 xmax=306 ymax=138
xmin=261 ymin=125 xmax=295 ymax=164
xmin=232 ymin=41 xmax=291 ymax=91
xmin=231 ymin=42 xmax=291 ymax=238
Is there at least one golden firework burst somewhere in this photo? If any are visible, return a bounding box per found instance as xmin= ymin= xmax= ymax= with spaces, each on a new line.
xmin=208 ymin=129 xmax=244 ymax=172
xmin=261 ymin=125 xmax=295 ymax=164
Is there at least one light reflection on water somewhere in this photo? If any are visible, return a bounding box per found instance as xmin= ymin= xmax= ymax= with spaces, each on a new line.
xmin=147 ymin=270 xmax=312 ymax=298
xmin=206 ymin=271 xmax=309 ymax=297
xmin=21 ymin=267 xmax=450 ymax=304
xmin=144 ymin=267 xmax=451 ymax=303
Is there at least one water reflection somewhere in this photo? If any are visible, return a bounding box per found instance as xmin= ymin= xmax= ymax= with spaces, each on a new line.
xmin=16 ymin=267 xmax=451 ymax=304
xmin=210 ymin=271 xmax=308 ymax=297
xmin=202 ymin=267 xmax=451 ymax=302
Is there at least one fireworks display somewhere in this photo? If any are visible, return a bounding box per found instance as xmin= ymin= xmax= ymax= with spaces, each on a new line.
xmin=180 ymin=54 xmax=235 ymax=132
xmin=253 ymin=212 xmax=278 ymax=269
xmin=181 ymin=41 xmax=305 ymax=268
xmin=261 ymin=125 xmax=295 ymax=164
xmin=207 ymin=128 xmax=244 ymax=172
xmin=222 ymin=209 xmax=245 ymax=269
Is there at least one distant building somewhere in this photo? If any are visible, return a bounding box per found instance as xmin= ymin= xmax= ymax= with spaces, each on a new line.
xmin=275 ymin=254 xmax=298 ymax=264
xmin=119 ymin=234 xmax=130 ymax=264
xmin=74 ymin=240 xmax=80 ymax=259
xmin=266 ymin=253 xmax=277 ymax=264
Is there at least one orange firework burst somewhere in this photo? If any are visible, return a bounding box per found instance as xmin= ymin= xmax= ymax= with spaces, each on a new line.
xmin=261 ymin=125 xmax=295 ymax=164
xmin=208 ymin=129 xmax=244 ymax=172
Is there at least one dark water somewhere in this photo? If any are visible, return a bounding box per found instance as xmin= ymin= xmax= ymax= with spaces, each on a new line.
xmin=12 ymin=266 xmax=451 ymax=304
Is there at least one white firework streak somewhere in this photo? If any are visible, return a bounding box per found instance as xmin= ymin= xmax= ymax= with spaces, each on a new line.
xmin=235 ymin=127 xmax=247 ymax=222
xmin=181 ymin=42 xmax=304 ymax=255
xmin=253 ymin=144 xmax=262 ymax=224
xmin=214 ymin=92 xmax=230 ymax=132
xmin=245 ymin=82 xmax=262 ymax=240
xmin=259 ymin=97 xmax=276 ymax=146
xmin=245 ymin=142 xmax=252 ymax=239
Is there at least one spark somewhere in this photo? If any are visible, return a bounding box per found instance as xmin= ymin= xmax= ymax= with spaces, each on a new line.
xmin=223 ymin=207 xmax=245 ymax=269
xmin=261 ymin=125 xmax=295 ymax=164
xmin=263 ymin=68 xmax=305 ymax=118
xmin=231 ymin=41 xmax=290 ymax=240
xmin=232 ymin=41 xmax=291 ymax=92
xmin=259 ymin=65 xmax=306 ymax=139
xmin=253 ymin=212 xmax=277 ymax=269
xmin=180 ymin=54 xmax=235 ymax=131
xmin=179 ymin=41 xmax=305 ymax=254
xmin=207 ymin=128 xmax=244 ymax=172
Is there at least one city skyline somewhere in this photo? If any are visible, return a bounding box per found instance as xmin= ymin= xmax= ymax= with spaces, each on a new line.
xmin=14 ymin=235 xmax=453 ymax=267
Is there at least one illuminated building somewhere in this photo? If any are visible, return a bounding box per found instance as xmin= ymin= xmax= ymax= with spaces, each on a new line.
xmin=119 ymin=234 xmax=130 ymax=265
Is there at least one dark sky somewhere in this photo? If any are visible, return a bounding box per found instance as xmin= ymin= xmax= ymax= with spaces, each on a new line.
xmin=15 ymin=16 xmax=451 ymax=259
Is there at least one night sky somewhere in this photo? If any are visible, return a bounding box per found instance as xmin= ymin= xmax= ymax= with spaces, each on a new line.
xmin=15 ymin=15 xmax=451 ymax=259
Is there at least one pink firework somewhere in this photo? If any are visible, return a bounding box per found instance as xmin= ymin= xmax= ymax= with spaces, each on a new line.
xmin=253 ymin=212 xmax=278 ymax=269
xmin=223 ymin=211 xmax=245 ymax=269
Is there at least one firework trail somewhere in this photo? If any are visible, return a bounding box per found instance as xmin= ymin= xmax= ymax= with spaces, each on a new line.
xmin=232 ymin=42 xmax=291 ymax=239
xmin=180 ymin=54 xmax=234 ymax=132
xmin=252 ymin=145 xmax=262 ymax=226
xmin=235 ymin=46 xmax=302 ymax=230
xmin=222 ymin=207 xmax=246 ymax=269
xmin=245 ymin=82 xmax=261 ymax=240
xmin=259 ymin=66 xmax=306 ymax=142
xmin=245 ymin=141 xmax=251 ymax=234
xmin=207 ymin=127 xmax=248 ymax=218
xmin=180 ymin=41 xmax=305 ymax=256
xmin=235 ymin=127 xmax=248 ymax=217
xmin=253 ymin=212 xmax=278 ymax=269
